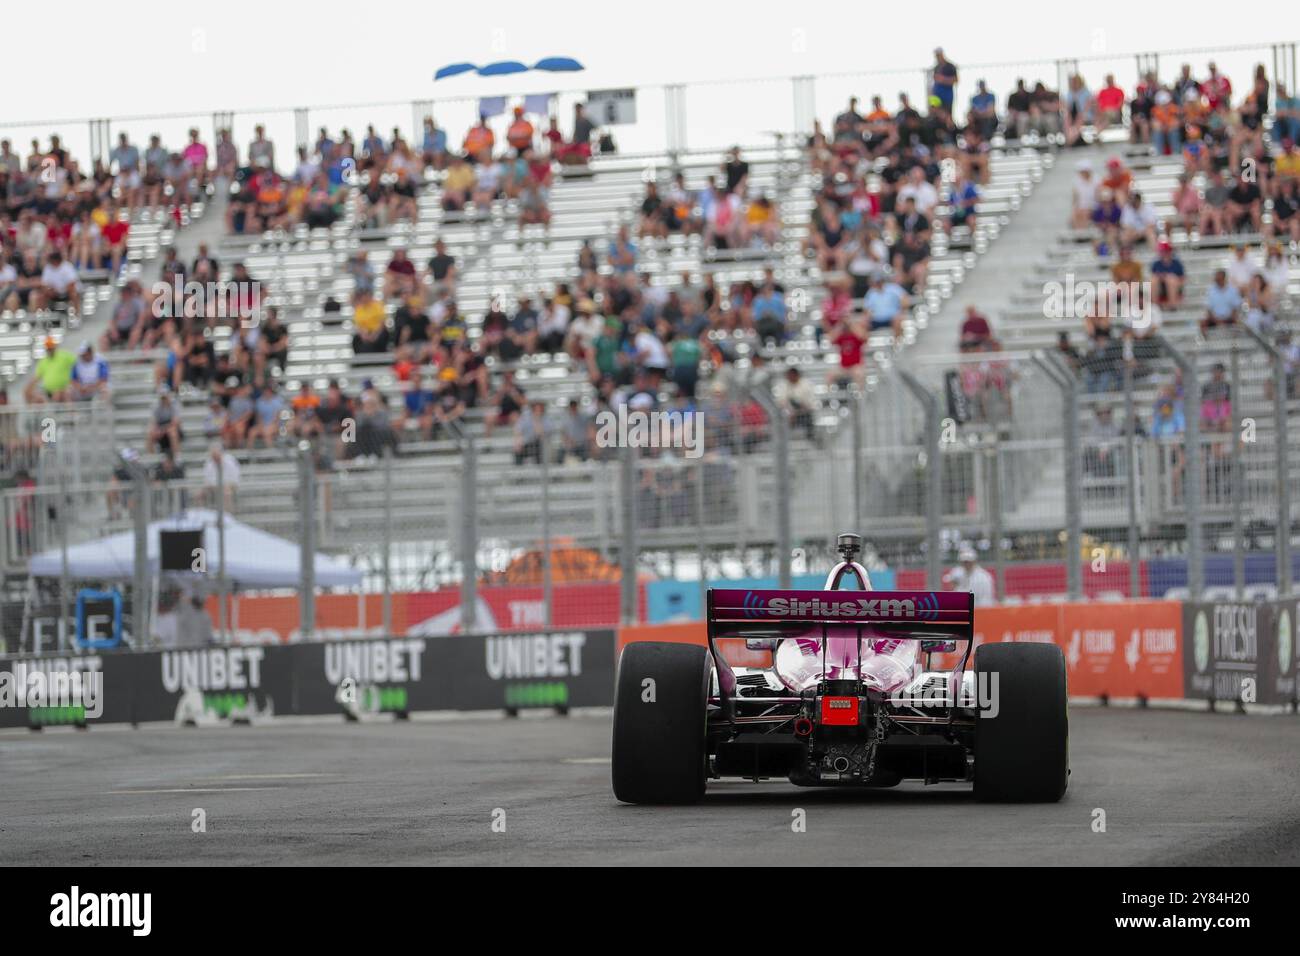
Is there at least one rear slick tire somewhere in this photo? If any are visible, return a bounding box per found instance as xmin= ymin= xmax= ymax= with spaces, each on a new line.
xmin=611 ymin=642 xmax=711 ymax=804
xmin=973 ymin=642 xmax=1069 ymax=802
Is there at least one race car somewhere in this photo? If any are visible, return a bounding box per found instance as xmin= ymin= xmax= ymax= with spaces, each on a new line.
xmin=612 ymin=533 xmax=1068 ymax=803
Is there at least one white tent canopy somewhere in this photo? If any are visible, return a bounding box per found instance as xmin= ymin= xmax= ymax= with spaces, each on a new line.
xmin=28 ymin=509 xmax=362 ymax=589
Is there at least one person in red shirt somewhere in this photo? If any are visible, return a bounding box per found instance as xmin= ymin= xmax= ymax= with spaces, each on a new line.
xmin=101 ymin=203 xmax=130 ymax=276
xmin=830 ymin=314 xmax=869 ymax=388
xmin=1096 ymin=75 xmax=1125 ymax=131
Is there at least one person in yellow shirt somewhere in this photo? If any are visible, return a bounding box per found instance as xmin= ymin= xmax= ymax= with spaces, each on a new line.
xmin=352 ymin=292 xmax=390 ymax=354
xmin=441 ymin=155 xmax=476 ymax=212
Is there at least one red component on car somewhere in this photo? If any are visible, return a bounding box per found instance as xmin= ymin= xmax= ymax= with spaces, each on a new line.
xmin=793 ymin=717 xmax=814 ymax=737
xmin=819 ymin=696 xmax=860 ymax=726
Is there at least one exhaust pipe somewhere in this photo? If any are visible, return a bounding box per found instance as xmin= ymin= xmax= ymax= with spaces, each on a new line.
xmin=831 ymin=756 xmax=851 ymax=773
xmin=793 ymin=717 xmax=813 ymax=737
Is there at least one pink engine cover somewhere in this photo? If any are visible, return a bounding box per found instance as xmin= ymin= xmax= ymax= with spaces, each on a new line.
xmin=773 ymin=628 xmax=920 ymax=694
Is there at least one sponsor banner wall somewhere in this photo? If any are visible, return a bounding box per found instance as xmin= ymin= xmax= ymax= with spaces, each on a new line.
xmin=1182 ymin=601 xmax=1288 ymax=706
xmin=0 ymin=630 xmax=618 ymax=726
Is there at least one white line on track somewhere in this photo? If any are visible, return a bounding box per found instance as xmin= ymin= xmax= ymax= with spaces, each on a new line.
xmin=107 ymin=787 xmax=278 ymax=794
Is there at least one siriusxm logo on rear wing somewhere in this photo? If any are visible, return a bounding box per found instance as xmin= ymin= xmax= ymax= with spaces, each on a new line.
xmin=733 ymin=591 xmax=943 ymax=621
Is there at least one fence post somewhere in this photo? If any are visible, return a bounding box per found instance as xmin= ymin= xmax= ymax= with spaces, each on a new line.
xmin=987 ymin=435 xmax=1005 ymax=599
xmin=898 ymin=369 xmax=942 ymax=589
xmin=1240 ymin=323 xmax=1291 ymax=598
xmin=1229 ymin=340 xmax=1244 ymax=597
xmin=457 ymin=424 xmax=478 ymax=631
xmin=217 ymin=448 xmax=228 ymax=642
xmin=749 ymin=385 xmax=791 ymax=587
xmin=298 ymin=441 xmax=316 ymax=641
xmin=1122 ymin=354 xmax=1140 ymax=598
xmin=1035 ymin=353 xmax=1082 ymax=599
xmin=850 ymin=389 xmax=864 ymax=531
xmin=382 ymin=445 xmax=393 ymax=635
xmin=57 ymin=465 xmax=70 ymax=651
xmin=540 ymin=420 xmax=553 ymax=628
xmin=620 ymin=442 xmax=638 ymax=625
xmin=124 ymin=454 xmax=151 ymax=646
xmin=1155 ymin=335 xmax=1203 ymax=600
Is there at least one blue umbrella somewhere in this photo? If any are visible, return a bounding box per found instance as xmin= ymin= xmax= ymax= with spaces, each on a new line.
xmin=433 ymin=62 xmax=477 ymax=81
xmin=533 ymin=57 xmax=584 ymax=73
xmin=477 ymin=60 xmax=530 ymax=77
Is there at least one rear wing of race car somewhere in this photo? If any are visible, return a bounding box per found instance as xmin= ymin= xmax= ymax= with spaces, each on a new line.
xmin=705 ymin=588 xmax=976 ymax=709
xmin=706 ymin=588 xmax=974 ymax=639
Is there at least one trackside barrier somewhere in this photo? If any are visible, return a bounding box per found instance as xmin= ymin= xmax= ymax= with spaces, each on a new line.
xmin=4 ymin=600 xmax=1295 ymax=728
xmin=0 ymin=630 xmax=616 ymax=729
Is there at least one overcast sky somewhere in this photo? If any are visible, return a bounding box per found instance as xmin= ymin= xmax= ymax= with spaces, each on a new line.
xmin=1 ymin=2 xmax=1291 ymax=161
xmin=6 ymin=1 xmax=1289 ymax=120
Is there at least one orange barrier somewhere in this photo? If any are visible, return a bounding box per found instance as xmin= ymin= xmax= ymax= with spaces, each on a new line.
xmin=619 ymin=601 xmax=1186 ymax=699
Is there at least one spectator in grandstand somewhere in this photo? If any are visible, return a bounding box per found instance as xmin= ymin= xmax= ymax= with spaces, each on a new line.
xmin=37 ymin=249 xmax=80 ymax=315
xmin=513 ymin=400 xmax=549 ymax=466
xmin=383 ymin=248 xmax=419 ymax=301
xmin=24 ymin=336 xmax=75 ymax=403
xmin=518 ymin=161 xmax=552 ymax=232
xmin=608 ymin=225 xmax=638 ymax=274
xmin=1090 ymin=188 xmax=1122 ymax=255
xmin=930 ymin=49 xmax=958 ymax=113
xmin=1095 ymin=74 xmax=1125 ymax=131
xmin=891 ymin=199 xmax=931 ymax=293
xmin=1083 ymin=404 xmax=1121 ymax=479
xmin=421 ymin=117 xmax=449 ymax=169
xmin=1151 ymin=241 xmax=1185 ymax=309
xmin=945 ymin=545 xmax=995 ymax=606
xmin=1063 ymin=74 xmax=1096 ymax=147
xmin=557 ymin=398 xmax=592 ymax=463
xmin=1225 ymin=173 xmax=1263 ymax=234
xmin=773 ymin=366 xmax=816 ymax=441
xmin=968 ymin=80 xmax=998 ymax=140
xmin=1069 ymin=160 xmax=1098 ymax=229
xmin=945 ymin=173 xmax=979 ymax=234
xmin=483 ymin=369 xmax=526 ymax=436
xmin=1243 ymin=272 xmax=1275 ymax=335
xmin=1198 ymin=169 xmax=1231 ymax=236
xmin=1150 ymin=385 xmax=1186 ymax=437
xmin=828 ymin=312 xmax=869 ymax=388
xmin=557 ymin=103 xmax=596 ymax=166
xmin=1119 ymin=192 xmax=1159 ymax=248
xmin=152 ymin=449 xmax=186 ymax=485
xmin=352 ymin=289 xmax=390 ymax=354
xmin=959 ymin=305 xmax=993 ymax=350
xmin=1226 ymin=243 xmax=1256 ymax=294
xmin=426 ymin=369 xmax=466 ymax=440
xmin=147 ymin=388 xmax=183 ymax=453
xmin=1201 ymin=269 xmax=1243 ymax=336
xmin=70 ymin=342 xmax=110 ymax=401
xmin=441 ymin=154 xmax=475 ymax=213
xmin=246 ymin=380 xmax=285 ymax=449
xmin=863 ymin=273 xmax=908 ymax=342
xmin=249 ymin=125 xmax=275 ymax=170
xmin=256 ymin=307 xmax=290 ymax=375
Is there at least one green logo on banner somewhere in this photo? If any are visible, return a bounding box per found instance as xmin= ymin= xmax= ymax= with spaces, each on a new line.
xmin=504 ymin=682 xmax=570 ymax=708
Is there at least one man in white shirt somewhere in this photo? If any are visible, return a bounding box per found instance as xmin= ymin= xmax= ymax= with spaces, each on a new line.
xmin=946 ymin=545 xmax=996 ymax=607
xmin=1118 ymin=192 xmax=1158 ymax=247
xmin=40 ymin=250 xmax=81 ymax=314
xmin=897 ymin=167 xmax=940 ymax=217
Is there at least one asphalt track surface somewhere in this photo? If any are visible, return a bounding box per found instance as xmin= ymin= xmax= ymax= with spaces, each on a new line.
xmin=1 ymin=707 xmax=1297 ymax=866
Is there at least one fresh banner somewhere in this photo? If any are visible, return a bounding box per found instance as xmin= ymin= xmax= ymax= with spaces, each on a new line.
xmin=1182 ymin=601 xmax=1281 ymax=706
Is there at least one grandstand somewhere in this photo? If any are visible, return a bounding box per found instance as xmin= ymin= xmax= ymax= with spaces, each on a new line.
xmin=2 ymin=40 xmax=1297 ymax=642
